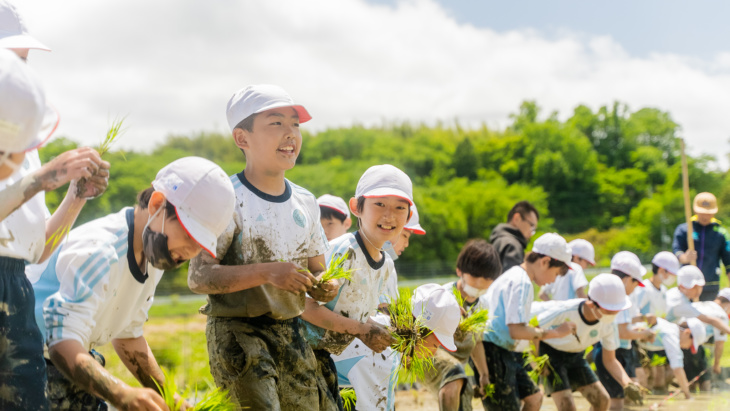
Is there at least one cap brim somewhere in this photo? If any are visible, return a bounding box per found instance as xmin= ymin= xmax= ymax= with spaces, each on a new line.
xmin=254 ymin=102 xmax=311 ymax=124
xmin=363 ymin=188 xmax=414 ymax=206
xmin=319 ymin=204 xmax=349 ymax=217
xmin=174 ymin=206 xmax=217 ymax=258
xmin=693 ymin=206 xmax=718 ymax=214
xmin=433 ymin=332 xmax=457 ymax=352
xmin=405 ymin=225 xmax=426 ymax=235
xmin=599 ymin=295 xmax=633 ymax=311
xmin=0 ymin=35 xmax=51 ymax=51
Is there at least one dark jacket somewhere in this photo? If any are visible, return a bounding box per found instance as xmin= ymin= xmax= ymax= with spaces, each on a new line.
xmin=489 ymin=223 xmax=527 ymax=273
xmin=672 ymin=219 xmax=730 ymax=294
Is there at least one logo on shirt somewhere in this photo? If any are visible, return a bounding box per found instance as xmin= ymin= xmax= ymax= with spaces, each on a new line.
xmin=590 ymin=330 xmax=598 ymax=338
xmin=293 ymin=209 xmax=306 ymax=228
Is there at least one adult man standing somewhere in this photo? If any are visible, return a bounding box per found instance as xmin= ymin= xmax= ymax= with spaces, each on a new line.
xmin=489 ymin=200 xmax=539 ymax=272
xmin=673 ymin=192 xmax=730 ymax=301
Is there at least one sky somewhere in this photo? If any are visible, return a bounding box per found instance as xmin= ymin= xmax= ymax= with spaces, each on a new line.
xmin=15 ymin=0 xmax=730 ymax=169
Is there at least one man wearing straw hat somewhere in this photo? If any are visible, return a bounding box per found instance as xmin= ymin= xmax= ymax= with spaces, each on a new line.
xmin=672 ymin=192 xmax=730 ymax=301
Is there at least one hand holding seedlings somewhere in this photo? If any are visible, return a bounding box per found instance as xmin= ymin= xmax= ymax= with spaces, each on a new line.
xmin=267 ymin=261 xmax=315 ymax=294
xmin=356 ymin=321 xmax=394 ymax=353
xmin=35 ymin=147 xmax=106 ymax=193
xmin=70 ymin=162 xmax=110 ymax=200
xmin=308 ymin=275 xmax=339 ymax=303
xmin=310 ymin=251 xmax=356 ymax=302
xmin=553 ymin=321 xmax=577 ymax=339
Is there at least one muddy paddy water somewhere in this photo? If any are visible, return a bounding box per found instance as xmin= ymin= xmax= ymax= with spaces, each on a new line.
xmin=394 ymin=389 xmax=730 ymax=410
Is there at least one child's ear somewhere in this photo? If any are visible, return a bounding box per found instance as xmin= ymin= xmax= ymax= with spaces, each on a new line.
xmin=456 ymin=268 xmax=463 ymax=278
xmin=349 ymin=197 xmax=360 ymax=217
xmin=232 ymin=128 xmax=251 ymax=152
xmin=344 ymin=217 xmax=352 ymax=230
xmin=148 ymin=191 xmax=167 ymax=215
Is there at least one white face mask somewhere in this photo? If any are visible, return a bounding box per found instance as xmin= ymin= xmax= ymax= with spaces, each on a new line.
xmin=599 ymin=313 xmax=618 ymax=324
xmin=462 ymin=282 xmax=487 ymax=299
xmin=662 ymin=274 xmax=676 ymax=287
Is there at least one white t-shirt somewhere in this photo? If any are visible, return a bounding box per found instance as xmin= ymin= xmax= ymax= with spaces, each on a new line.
xmin=634 ymin=279 xmax=667 ymax=318
xmin=33 ymin=208 xmax=163 ymax=351
xmin=303 ymin=232 xmax=394 ymax=355
xmin=483 ymin=265 xmax=534 ymax=351
xmin=539 ymin=262 xmax=588 ymax=301
xmin=665 ymin=287 xmax=701 ymax=323
xmin=536 ymin=299 xmax=619 ymax=353
xmin=692 ymin=301 xmax=728 ymax=343
xmin=617 ymin=290 xmax=642 ymax=350
xmin=0 ymin=150 xmax=47 ymax=263
xmin=639 ymin=318 xmax=684 ymax=369
xmin=201 ymin=173 xmax=329 ymax=320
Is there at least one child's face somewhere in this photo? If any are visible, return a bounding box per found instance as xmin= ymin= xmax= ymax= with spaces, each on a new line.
xmin=572 ymin=255 xmax=590 ymax=270
xmin=680 ymin=284 xmax=703 ymax=301
xmin=533 ymin=257 xmax=566 ymax=286
xmin=320 ymin=216 xmax=350 ymax=241
xmin=679 ymin=328 xmax=693 ymax=350
xmin=622 ymin=276 xmax=640 ymax=295
xmin=235 ymin=107 xmax=302 ymax=173
xmin=146 ymin=199 xmax=205 ymax=266
xmin=352 ymin=196 xmax=410 ymax=248
xmin=416 ymin=333 xmax=441 ymax=359
xmin=391 ymin=229 xmax=412 ymax=256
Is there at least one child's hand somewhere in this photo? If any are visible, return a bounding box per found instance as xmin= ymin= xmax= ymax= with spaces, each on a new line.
xmin=356 ymin=323 xmax=394 ymax=353
xmin=641 ymin=330 xmax=656 ymax=344
xmin=309 ymin=276 xmax=339 ymax=303
xmin=267 ymin=262 xmax=315 ymax=294
xmin=70 ymin=162 xmax=110 ymax=200
xmin=35 ymin=147 xmax=104 ymax=192
xmin=476 ymin=373 xmax=491 ymax=398
xmin=551 ymin=321 xmax=577 ymax=339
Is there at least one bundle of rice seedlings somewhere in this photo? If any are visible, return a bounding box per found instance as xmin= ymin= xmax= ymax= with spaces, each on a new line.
xmin=453 ymin=290 xmax=489 ymax=336
xmin=389 ymin=287 xmax=435 ymax=383
xmin=649 ymin=354 xmax=667 ymax=367
xmin=340 ymin=387 xmax=356 ymax=411
xmin=480 ymin=383 xmax=496 ymax=399
xmin=154 ymin=368 xmax=236 ymax=411
xmin=314 ymin=250 xmax=356 ymax=287
xmin=523 ymin=350 xmax=562 ymax=386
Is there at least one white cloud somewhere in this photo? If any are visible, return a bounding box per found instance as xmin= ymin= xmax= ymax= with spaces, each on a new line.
xmin=16 ymin=0 xmax=730 ymax=168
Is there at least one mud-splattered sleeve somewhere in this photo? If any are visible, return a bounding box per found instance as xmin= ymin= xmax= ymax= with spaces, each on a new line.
xmin=307 ymin=196 xmax=329 ymax=258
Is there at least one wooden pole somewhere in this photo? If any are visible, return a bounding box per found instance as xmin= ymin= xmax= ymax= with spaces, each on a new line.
xmin=680 ymin=138 xmax=696 ymax=266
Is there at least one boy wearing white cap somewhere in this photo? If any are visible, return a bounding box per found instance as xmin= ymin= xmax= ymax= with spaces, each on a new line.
xmin=531 ymin=274 xmax=636 ymax=411
xmin=302 ymin=164 xmax=412 ymax=409
xmin=476 ymin=233 xmax=575 ymax=411
xmin=188 ymin=85 xmax=339 ymax=410
xmin=318 ymin=194 xmax=352 ymax=241
xmin=33 ymin=157 xmax=235 ymax=410
xmin=0 ymin=47 xmax=110 ymax=410
xmin=410 ymin=283 xmax=461 ymax=357
xmin=538 ymin=238 xmax=595 ymax=301
xmin=632 ymin=251 xmax=680 ymax=319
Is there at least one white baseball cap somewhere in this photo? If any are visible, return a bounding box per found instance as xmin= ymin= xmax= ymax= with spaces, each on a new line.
xmin=355 ymin=164 xmax=414 ymax=206
xmin=0 ymin=48 xmax=51 ymax=153
xmin=588 ymin=274 xmax=633 ymax=311
xmin=317 ymin=194 xmax=349 ymax=218
xmin=610 ymin=251 xmax=646 ymax=286
xmin=226 ymin=84 xmax=311 ymax=132
xmin=404 ymin=203 xmax=425 ymax=235
xmin=568 ymin=239 xmax=595 ymax=266
xmin=684 ymin=317 xmax=707 ymax=354
xmin=412 ymin=283 xmax=460 ymax=352
xmin=718 ymin=288 xmax=730 ymax=301
xmin=0 ymin=1 xmax=50 ymax=51
xmin=652 ymin=251 xmax=680 ymax=275
xmin=677 ymin=265 xmax=705 ymax=289
xmin=152 ymin=157 xmax=235 ymax=258
xmin=531 ymin=233 xmax=572 ymax=266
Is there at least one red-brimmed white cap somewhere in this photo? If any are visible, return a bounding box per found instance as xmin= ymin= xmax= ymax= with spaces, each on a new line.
xmin=568 ymin=239 xmax=595 ymax=265
xmin=355 ymin=164 xmax=413 ymax=206
xmin=677 ymin=265 xmax=705 ymax=289
xmin=226 ymin=84 xmax=311 ymax=132
xmin=718 ymin=288 xmax=730 ymax=302
xmin=652 ymin=251 xmax=680 ymax=275
xmin=0 ymin=48 xmax=54 ymax=153
xmin=152 ymin=157 xmax=235 ymax=258
xmin=684 ymin=317 xmax=707 ymax=354
xmin=0 ymin=1 xmax=50 ymax=51
xmin=317 ymin=194 xmax=349 ymax=218
xmin=588 ymin=274 xmax=632 ymax=311
xmin=532 ymin=233 xmax=572 ymax=266
xmin=412 ymin=284 xmax=460 ymax=352
xmin=610 ymin=251 xmax=646 ymax=286
xmin=404 ymin=203 xmax=425 ymax=235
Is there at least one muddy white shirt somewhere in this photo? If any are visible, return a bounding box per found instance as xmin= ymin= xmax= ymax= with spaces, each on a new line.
xmin=200 ymin=173 xmax=328 ymax=320
xmin=539 ymin=262 xmax=588 ymax=301
xmin=0 ymin=150 xmax=47 ymax=263
xmin=692 ymin=301 xmax=728 ymax=343
xmin=639 ymin=318 xmax=684 ymax=369
xmin=665 ymin=287 xmax=701 ymax=323
xmin=536 ymin=299 xmax=619 ymax=353
xmin=634 ymin=279 xmax=667 ymax=318
xmin=303 ymin=231 xmax=394 ymax=355
xmin=33 ymin=208 xmax=163 ymax=350
xmin=482 ymin=265 xmax=534 ymax=351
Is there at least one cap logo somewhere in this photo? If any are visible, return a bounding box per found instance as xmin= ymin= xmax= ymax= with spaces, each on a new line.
xmin=159 ymin=174 xmax=184 ymax=192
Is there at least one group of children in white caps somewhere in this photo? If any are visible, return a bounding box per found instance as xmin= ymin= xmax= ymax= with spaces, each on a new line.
xmin=2 ymin=6 xmax=730 ymax=411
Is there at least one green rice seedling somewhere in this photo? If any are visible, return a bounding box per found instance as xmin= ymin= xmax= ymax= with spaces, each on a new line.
xmin=523 ymin=350 xmax=562 ymax=386
xmin=315 ymin=250 xmax=356 ymax=287
xmin=389 ymin=287 xmax=435 ymax=383
xmin=340 ymin=387 xmax=356 ymax=411
xmin=482 ymin=383 xmax=496 ymax=399
xmin=649 ymin=354 xmax=667 ymax=367
xmin=453 ymin=290 xmax=489 ymax=337
xmin=154 ymin=367 xmax=236 ymax=410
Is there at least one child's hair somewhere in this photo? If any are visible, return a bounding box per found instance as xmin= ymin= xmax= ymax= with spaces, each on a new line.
xmin=652 ymin=263 xmax=660 ymax=275
xmin=234 ymin=113 xmax=257 ymax=132
xmin=718 ymin=296 xmax=730 ymax=304
xmin=320 ymin=206 xmax=347 ymax=223
xmin=456 ymin=239 xmax=502 ymax=280
xmin=137 ymin=187 xmax=178 ymax=219
xmin=507 ymin=200 xmax=539 ymax=223
xmin=611 ymin=269 xmax=631 ymax=281
xmin=525 ymin=252 xmax=569 ymax=275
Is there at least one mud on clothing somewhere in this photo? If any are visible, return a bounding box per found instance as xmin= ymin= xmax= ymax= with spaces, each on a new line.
xmin=46 ymin=350 xmax=108 ymax=410
xmin=207 ymin=315 xmax=337 ymax=410
xmin=0 ymin=257 xmax=49 ymax=411
xmin=313 ymin=350 xmax=345 ymax=411
xmin=470 ymin=341 xmax=539 ymax=411
xmin=422 ymin=349 xmax=473 ymax=411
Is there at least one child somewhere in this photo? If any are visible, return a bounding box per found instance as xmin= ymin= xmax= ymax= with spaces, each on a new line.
xmin=386 ymin=203 xmax=426 ymax=259
xmin=318 ymin=194 xmax=352 ymax=241
xmin=477 ymin=233 xmax=575 ymax=411
xmin=690 ymin=296 xmax=730 ymax=380
xmin=594 ymin=251 xmax=655 ymax=410
xmin=302 ymin=164 xmax=413 ymax=408
xmin=633 ymin=251 xmax=679 ymax=319
xmin=35 ymin=157 xmax=234 ymax=409
xmin=423 ymin=239 xmax=501 ymax=411
xmin=188 ymin=84 xmax=339 ymax=410
xmin=538 ymin=238 xmax=594 ymax=301
xmin=531 ymin=274 xmax=634 ymax=411
xmin=410 ymin=282 xmax=462 ymax=358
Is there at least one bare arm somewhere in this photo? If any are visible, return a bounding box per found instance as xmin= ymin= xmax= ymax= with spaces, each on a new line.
xmin=575 ymin=287 xmax=587 ymax=299
xmin=671 ymin=367 xmax=692 ymax=399
xmin=49 ymin=339 xmax=168 ymax=410
xmin=698 ymin=314 xmax=730 ymax=335
xmin=508 ymin=322 xmax=575 ymax=341
xmin=537 ymin=289 xmax=551 ymax=302
xmin=602 ymin=348 xmax=631 ymax=388
xmin=618 ymin=323 xmax=655 ymax=342
xmin=714 ymin=340 xmax=725 ymax=374
xmin=470 ymin=341 xmax=491 ymax=397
